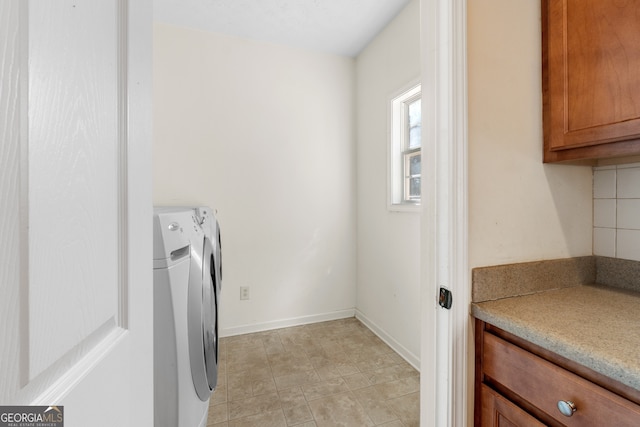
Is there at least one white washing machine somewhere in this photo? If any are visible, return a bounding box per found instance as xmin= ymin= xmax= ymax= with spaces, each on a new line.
xmin=153 ymin=206 xmax=222 ymax=427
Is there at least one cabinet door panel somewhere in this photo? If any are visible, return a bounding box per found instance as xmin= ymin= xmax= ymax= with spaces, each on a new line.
xmin=565 ymin=0 xmax=640 ymax=133
xmin=481 ymin=384 xmax=545 ymax=427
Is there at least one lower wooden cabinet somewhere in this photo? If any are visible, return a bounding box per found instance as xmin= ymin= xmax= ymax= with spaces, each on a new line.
xmin=475 ymin=320 xmax=640 ymax=426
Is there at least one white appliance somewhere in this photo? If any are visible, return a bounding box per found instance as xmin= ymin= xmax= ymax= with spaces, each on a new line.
xmin=153 ymin=206 xmax=222 ymax=427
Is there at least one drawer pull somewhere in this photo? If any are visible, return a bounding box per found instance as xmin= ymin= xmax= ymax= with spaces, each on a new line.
xmin=557 ymin=400 xmax=577 ymax=417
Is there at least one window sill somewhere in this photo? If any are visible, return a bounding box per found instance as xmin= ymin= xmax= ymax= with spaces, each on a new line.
xmin=388 ymin=202 xmax=421 ymax=213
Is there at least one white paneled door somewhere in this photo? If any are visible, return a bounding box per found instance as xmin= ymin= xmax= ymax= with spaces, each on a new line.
xmin=0 ymin=1 xmax=153 ymax=426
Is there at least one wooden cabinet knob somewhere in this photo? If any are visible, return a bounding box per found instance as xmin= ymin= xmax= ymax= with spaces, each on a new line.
xmin=557 ymin=400 xmax=577 ymax=417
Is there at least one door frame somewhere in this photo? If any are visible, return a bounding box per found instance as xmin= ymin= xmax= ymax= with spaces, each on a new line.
xmin=420 ymin=0 xmax=469 ymax=425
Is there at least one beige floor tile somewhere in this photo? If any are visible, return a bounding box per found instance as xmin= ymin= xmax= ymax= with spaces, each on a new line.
xmin=364 ymin=363 xmax=418 ymax=385
xmin=387 ymin=352 xmax=408 ymax=364
xmin=388 ymin=391 xmax=420 ymax=426
xmin=219 ymin=339 xmax=228 ymax=355
xmin=211 ymin=383 xmax=227 ymax=405
xmin=335 ymin=363 xmax=360 ymax=376
xmin=278 ymin=328 xmax=310 ymax=342
xmin=376 ymin=375 xmax=420 ymax=400
xmin=282 ymin=403 xmax=313 ymax=426
xmin=354 ymin=354 xmax=398 ymax=372
xmin=226 ymin=340 xmax=265 ymax=357
xmin=228 ymin=409 xmax=287 ymax=427
xmin=317 ymin=341 xmax=345 ymax=355
xmin=217 ymin=362 xmax=227 ymax=382
xmin=352 ymin=386 xmax=398 ymax=424
xmin=274 ymin=370 xmax=321 ymax=390
xmin=263 ymin=334 xmax=286 ymax=354
xmin=307 ymin=355 xmax=332 ymax=370
xmin=227 ymin=375 xmax=254 ymax=401
xmin=228 ymin=392 xmax=281 ymax=420
xmin=308 ymin=392 xmax=375 ymax=427
xmin=227 ymin=364 xmax=271 ymax=381
xmin=252 ymin=365 xmax=274 ymax=380
xmin=207 ymin=403 xmax=228 ymax=425
xmin=301 ymin=343 xmax=326 ymax=355
xmin=366 ymin=336 xmax=395 ymax=354
xmin=278 ymin=386 xmax=306 ymax=406
xmin=268 ymin=351 xmax=314 ymax=377
xmin=378 ymin=421 xmax=404 ymax=427
xmin=290 ymin=421 xmax=316 ymax=427
xmin=278 ymin=387 xmax=314 ymax=425
xmin=302 ymin=377 xmax=350 ymax=401
xmin=228 ymin=364 xmax=272 ymax=384
xmin=342 ymin=372 xmax=371 ymax=390
xmin=335 ymin=351 xmax=358 ymax=365
xmin=252 ymin=377 xmax=277 ymax=396
xmin=227 ymin=354 xmax=270 ymax=373
xmin=314 ymin=364 xmax=342 ymax=380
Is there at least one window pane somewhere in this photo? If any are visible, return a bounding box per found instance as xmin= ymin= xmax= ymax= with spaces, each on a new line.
xmin=410 ymin=154 xmax=421 ymax=176
xmin=410 ymin=177 xmax=421 ymax=198
xmin=408 ymin=99 xmax=421 ymax=149
xmin=404 ymin=151 xmax=421 ymax=202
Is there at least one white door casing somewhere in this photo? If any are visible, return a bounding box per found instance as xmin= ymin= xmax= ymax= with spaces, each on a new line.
xmin=420 ymin=0 xmax=468 ymax=426
xmin=0 ymin=1 xmax=153 ymax=426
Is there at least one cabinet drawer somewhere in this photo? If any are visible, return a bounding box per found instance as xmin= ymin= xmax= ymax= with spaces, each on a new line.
xmin=484 ymin=333 xmax=640 ymax=426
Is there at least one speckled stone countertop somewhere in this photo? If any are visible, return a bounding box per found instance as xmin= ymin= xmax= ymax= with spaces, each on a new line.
xmin=472 ymin=284 xmax=640 ymax=391
xmin=471 ymin=256 xmax=640 ymax=392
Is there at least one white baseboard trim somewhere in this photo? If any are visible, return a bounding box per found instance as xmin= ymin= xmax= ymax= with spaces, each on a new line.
xmin=355 ymin=309 xmax=420 ymax=371
xmin=220 ymin=309 xmax=356 ymax=338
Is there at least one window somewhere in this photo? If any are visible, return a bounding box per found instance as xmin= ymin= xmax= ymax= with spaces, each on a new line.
xmin=390 ymin=83 xmax=421 ymax=209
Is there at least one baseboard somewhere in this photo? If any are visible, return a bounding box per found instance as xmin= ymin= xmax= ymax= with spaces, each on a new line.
xmin=355 ymin=309 xmax=420 ymax=371
xmin=220 ymin=309 xmax=356 ymax=337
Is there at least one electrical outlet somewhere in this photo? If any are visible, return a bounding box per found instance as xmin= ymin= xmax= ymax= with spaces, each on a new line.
xmin=240 ymin=286 xmax=250 ymax=300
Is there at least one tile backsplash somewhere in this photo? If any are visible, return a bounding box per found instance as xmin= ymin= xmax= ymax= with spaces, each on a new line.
xmin=593 ymin=163 xmax=640 ymax=261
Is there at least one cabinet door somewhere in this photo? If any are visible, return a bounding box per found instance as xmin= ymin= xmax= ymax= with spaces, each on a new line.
xmin=543 ymin=0 xmax=640 ymax=162
xmin=481 ymin=385 xmax=545 ymax=427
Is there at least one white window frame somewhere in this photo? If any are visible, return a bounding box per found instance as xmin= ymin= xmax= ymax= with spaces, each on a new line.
xmin=389 ymin=81 xmax=422 ymax=212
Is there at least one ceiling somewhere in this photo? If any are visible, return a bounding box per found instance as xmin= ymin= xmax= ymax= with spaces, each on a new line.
xmin=153 ymin=0 xmax=412 ymax=57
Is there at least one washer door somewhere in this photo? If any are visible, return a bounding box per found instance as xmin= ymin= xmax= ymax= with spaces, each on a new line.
xmin=202 ymin=235 xmax=219 ymax=391
xmin=187 ymin=236 xmax=218 ymax=401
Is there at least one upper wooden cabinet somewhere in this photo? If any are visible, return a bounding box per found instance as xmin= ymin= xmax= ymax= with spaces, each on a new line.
xmin=543 ymin=0 xmax=640 ymax=163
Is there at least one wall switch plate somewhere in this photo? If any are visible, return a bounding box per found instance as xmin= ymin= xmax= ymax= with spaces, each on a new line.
xmin=240 ymin=286 xmax=250 ymax=300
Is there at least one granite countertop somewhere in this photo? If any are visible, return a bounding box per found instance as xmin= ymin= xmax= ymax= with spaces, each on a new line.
xmin=472 ymin=284 xmax=640 ymax=391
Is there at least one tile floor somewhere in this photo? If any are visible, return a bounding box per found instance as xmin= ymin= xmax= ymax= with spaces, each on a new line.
xmin=208 ymin=317 xmax=420 ymax=427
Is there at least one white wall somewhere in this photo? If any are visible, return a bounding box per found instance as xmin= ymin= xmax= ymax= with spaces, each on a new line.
xmin=355 ymin=0 xmax=421 ymax=368
xmin=467 ymin=0 xmax=593 ymax=270
xmin=153 ymin=24 xmax=357 ymax=335
xmin=594 ymin=163 xmax=640 ymax=260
